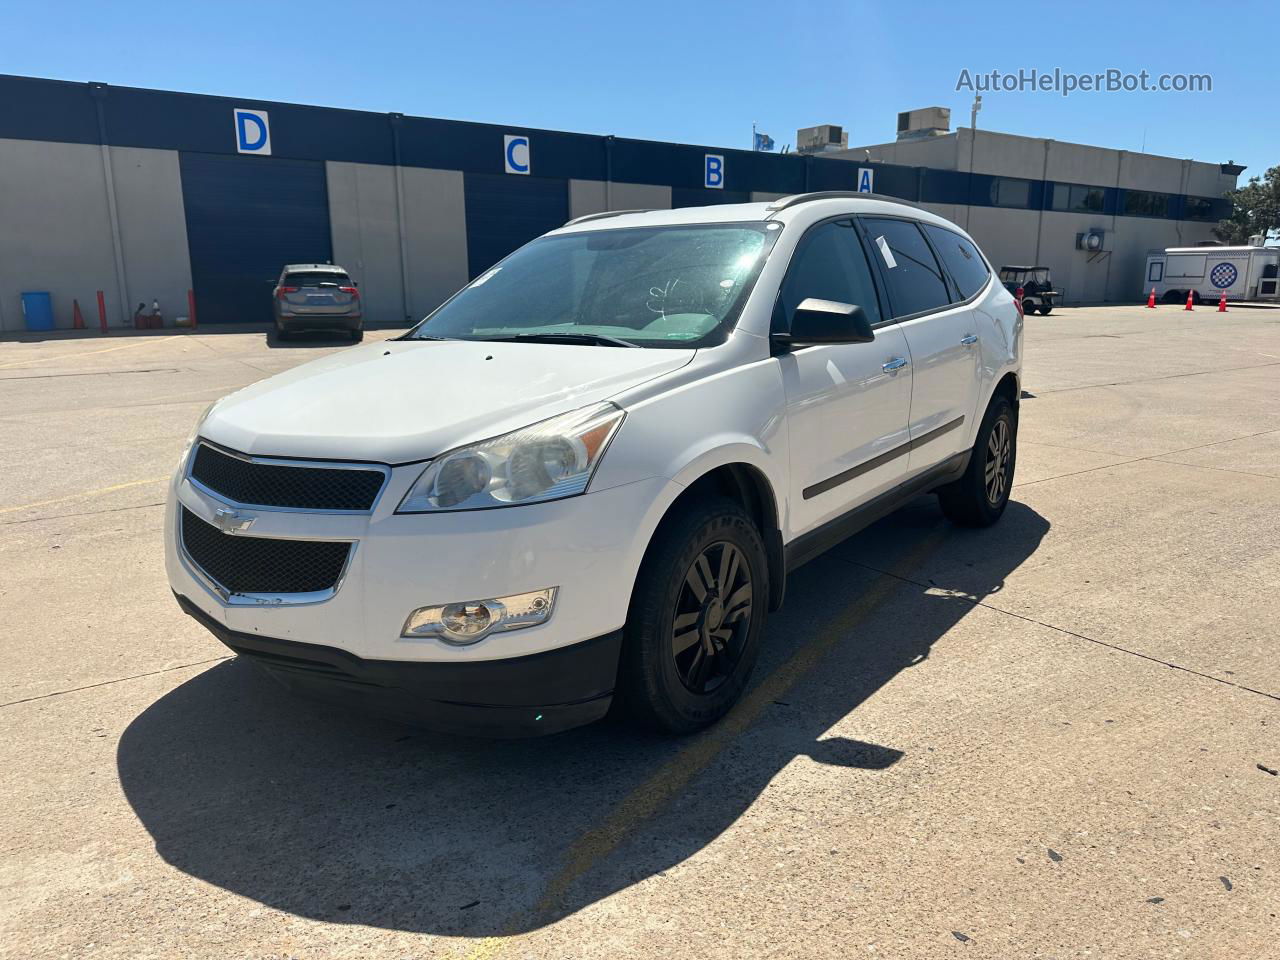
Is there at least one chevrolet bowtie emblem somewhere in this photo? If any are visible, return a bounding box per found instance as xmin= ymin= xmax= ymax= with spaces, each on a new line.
xmin=213 ymin=507 xmax=255 ymax=534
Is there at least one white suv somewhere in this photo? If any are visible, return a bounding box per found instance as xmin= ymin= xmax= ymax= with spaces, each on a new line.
xmin=167 ymin=193 xmax=1022 ymax=737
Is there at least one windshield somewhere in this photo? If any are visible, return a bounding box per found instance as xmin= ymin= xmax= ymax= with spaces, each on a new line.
xmin=410 ymin=222 xmax=779 ymax=347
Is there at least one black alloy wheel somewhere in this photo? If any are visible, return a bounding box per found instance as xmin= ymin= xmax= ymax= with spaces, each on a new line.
xmin=671 ymin=541 xmax=753 ymax=694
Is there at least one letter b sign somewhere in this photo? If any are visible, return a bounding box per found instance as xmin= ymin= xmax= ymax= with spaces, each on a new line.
xmin=704 ymin=154 xmax=724 ymax=190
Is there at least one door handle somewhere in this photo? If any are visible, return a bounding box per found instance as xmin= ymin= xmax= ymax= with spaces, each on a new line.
xmin=882 ymin=357 xmax=908 ymax=372
xmin=960 ymin=334 xmax=979 ymax=345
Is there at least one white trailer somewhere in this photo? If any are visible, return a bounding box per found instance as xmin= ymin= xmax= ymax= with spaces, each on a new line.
xmin=1144 ymin=246 xmax=1280 ymax=303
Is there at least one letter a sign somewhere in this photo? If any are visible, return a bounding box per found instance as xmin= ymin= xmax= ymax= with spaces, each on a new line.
xmin=857 ymin=167 xmax=874 ymax=193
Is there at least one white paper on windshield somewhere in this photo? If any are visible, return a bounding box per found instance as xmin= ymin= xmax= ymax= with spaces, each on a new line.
xmin=875 ymin=235 xmax=898 ymax=269
xmin=472 ymin=267 xmax=501 ymax=286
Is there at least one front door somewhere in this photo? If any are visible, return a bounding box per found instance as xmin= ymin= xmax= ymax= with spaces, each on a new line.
xmin=775 ymin=219 xmax=914 ymax=539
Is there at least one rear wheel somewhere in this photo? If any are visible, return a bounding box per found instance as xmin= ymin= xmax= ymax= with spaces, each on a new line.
xmin=1038 ymin=304 xmax=1053 ymax=316
xmin=617 ymin=497 xmax=768 ymax=734
xmin=349 ymin=327 xmax=364 ymax=343
xmin=274 ymin=320 xmax=293 ymax=342
xmin=937 ymin=394 xmax=1016 ymax=527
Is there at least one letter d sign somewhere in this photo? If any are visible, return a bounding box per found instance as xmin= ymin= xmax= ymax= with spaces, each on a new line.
xmin=234 ymin=109 xmax=271 ymax=155
xmin=704 ymin=154 xmax=724 ymax=189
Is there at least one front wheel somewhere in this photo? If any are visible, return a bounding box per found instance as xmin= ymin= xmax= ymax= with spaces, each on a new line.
xmin=937 ymin=395 xmax=1017 ymax=527
xmin=1038 ymin=305 xmax=1053 ymax=316
xmin=617 ymin=497 xmax=768 ymax=734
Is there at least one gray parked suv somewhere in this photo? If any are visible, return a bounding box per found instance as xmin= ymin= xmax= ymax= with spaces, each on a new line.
xmin=272 ymin=263 xmax=363 ymax=342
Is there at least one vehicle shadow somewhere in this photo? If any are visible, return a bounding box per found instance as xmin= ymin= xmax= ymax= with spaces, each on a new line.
xmin=117 ymin=497 xmax=1048 ymax=936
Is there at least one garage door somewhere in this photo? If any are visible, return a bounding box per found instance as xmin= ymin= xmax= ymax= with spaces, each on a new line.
xmin=464 ymin=173 xmax=568 ymax=279
xmin=180 ymin=152 xmax=333 ymax=324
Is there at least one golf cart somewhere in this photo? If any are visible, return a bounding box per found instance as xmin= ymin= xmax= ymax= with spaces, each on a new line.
xmin=999 ymin=265 xmax=1058 ymax=315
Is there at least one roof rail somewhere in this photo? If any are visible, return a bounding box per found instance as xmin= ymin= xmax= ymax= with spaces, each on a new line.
xmin=765 ymin=191 xmax=923 ymax=214
xmin=561 ymin=208 xmax=652 ymax=227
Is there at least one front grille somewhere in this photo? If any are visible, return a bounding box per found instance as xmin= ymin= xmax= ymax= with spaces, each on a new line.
xmin=190 ymin=443 xmax=385 ymax=511
xmin=181 ymin=507 xmax=351 ymax=596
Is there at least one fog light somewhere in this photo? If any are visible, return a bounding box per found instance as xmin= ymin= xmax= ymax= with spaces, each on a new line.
xmin=402 ymin=588 xmax=557 ymax=644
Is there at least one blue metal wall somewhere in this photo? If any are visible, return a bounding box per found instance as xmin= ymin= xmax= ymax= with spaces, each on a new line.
xmin=0 ymin=74 xmax=1231 ymax=223
xmin=463 ymin=174 xmax=569 ymax=279
xmin=179 ymin=152 xmax=332 ymax=324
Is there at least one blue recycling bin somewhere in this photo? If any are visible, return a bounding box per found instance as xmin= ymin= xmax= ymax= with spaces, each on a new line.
xmin=21 ymin=291 xmax=54 ymax=331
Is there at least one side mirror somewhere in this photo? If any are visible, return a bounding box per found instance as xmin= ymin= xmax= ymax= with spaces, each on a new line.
xmin=773 ymin=299 xmax=875 ymax=347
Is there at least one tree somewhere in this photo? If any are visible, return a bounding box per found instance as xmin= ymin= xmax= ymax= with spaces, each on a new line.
xmin=1215 ymin=165 xmax=1280 ymax=244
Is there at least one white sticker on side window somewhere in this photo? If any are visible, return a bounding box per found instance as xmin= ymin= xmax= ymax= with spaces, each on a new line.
xmin=876 ymin=235 xmax=897 ymax=269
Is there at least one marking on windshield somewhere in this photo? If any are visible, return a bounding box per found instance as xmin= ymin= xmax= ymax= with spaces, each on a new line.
xmin=472 ymin=268 xmax=501 ymax=286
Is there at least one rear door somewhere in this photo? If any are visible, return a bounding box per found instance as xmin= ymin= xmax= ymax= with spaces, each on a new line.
xmin=775 ymin=218 xmax=914 ymax=538
xmin=860 ymin=217 xmax=983 ymax=474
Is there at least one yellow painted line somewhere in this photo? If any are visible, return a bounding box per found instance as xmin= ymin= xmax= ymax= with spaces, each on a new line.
xmin=453 ymin=525 xmax=951 ymax=958
xmin=0 ymin=336 xmax=175 ymax=370
xmin=0 ymin=476 xmax=167 ymax=514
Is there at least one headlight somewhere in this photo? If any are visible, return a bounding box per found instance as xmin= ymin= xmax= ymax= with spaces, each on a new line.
xmin=402 ymin=588 xmax=557 ymax=644
xmin=397 ymin=402 xmax=625 ymax=512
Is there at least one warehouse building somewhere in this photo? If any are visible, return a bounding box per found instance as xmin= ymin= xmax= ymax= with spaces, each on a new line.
xmin=821 ymin=108 xmax=1243 ymax=303
xmin=0 ymin=76 xmax=1238 ymax=331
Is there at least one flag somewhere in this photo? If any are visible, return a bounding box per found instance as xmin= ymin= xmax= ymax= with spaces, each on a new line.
xmin=753 ymin=131 xmax=775 ymax=152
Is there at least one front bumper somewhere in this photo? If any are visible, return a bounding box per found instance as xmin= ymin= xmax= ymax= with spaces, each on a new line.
xmin=177 ymin=593 xmax=621 ymax=736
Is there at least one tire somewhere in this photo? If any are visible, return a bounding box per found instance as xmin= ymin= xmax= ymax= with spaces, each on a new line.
xmin=937 ymin=394 xmax=1017 ymax=527
xmin=617 ymin=496 xmax=769 ymax=734
xmin=274 ymin=320 xmax=292 ymax=342
xmin=1038 ymin=305 xmax=1053 ymax=316
xmin=349 ymin=327 xmax=364 ymax=343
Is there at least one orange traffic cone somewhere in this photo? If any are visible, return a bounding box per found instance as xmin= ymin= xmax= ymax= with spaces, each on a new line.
xmin=72 ymin=299 xmax=85 ymax=329
xmin=1146 ymin=288 xmax=1156 ymax=308
xmin=1218 ymin=292 xmax=1228 ymax=313
xmin=1184 ymin=290 xmax=1195 ymax=311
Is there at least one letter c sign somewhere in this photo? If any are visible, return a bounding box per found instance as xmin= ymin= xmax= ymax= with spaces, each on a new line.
xmin=234 ymin=108 xmax=271 ymax=155
xmin=504 ymin=134 xmax=530 ymax=175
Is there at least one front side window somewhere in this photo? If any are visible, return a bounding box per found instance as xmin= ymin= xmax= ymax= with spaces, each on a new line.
xmin=863 ymin=217 xmax=952 ymax=318
xmin=411 ymin=223 xmax=778 ymax=348
xmin=923 ymin=225 xmax=990 ymax=300
xmin=1148 ymin=261 xmax=1164 ymax=282
xmin=774 ymin=219 xmax=882 ymax=332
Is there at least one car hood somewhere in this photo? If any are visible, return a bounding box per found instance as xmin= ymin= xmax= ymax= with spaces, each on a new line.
xmin=200 ymin=339 xmax=695 ymax=463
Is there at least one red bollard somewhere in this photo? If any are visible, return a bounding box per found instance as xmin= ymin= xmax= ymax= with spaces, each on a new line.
xmin=1015 ymin=286 xmax=1025 ymax=317
xmin=72 ymin=299 xmax=85 ymax=329
xmin=97 ymin=290 xmax=108 ymax=333
xmin=187 ymin=288 xmax=198 ymax=330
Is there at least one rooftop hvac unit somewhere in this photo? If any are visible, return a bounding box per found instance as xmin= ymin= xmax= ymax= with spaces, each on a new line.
xmin=896 ymin=107 xmax=951 ymax=141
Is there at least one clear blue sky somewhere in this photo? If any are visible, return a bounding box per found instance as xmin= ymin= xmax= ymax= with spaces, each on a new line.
xmin=8 ymin=0 xmax=1274 ymax=182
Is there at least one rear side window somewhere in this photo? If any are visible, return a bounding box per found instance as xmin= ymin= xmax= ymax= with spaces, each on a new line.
xmin=862 ymin=217 xmax=952 ymax=318
xmin=775 ymin=219 xmax=882 ymax=332
xmin=285 ymin=271 xmax=350 ymax=286
xmin=923 ymin=225 xmax=990 ymax=300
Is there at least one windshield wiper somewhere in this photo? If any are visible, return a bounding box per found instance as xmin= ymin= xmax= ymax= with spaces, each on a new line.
xmin=489 ymin=332 xmax=638 ymax=348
